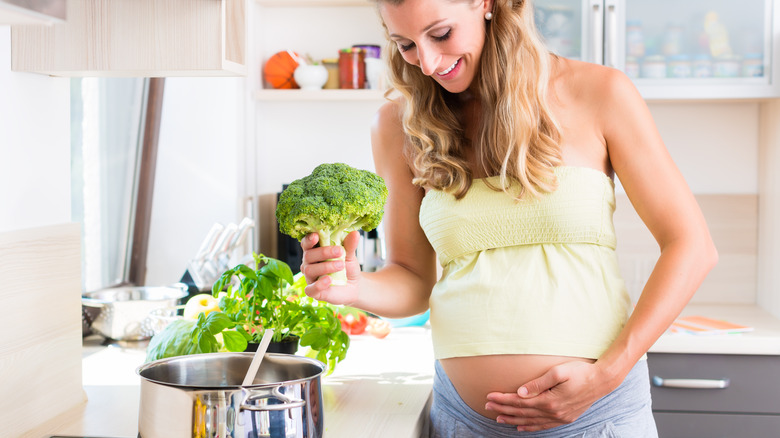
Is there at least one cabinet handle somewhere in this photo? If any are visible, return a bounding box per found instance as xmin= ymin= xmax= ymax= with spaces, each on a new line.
xmin=588 ymin=0 xmax=603 ymax=64
xmin=603 ymin=0 xmax=619 ymax=68
xmin=651 ymin=376 xmax=730 ymax=389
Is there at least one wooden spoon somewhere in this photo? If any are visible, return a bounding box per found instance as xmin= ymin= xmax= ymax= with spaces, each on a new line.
xmin=242 ymin=329 xmax=274 ymax=386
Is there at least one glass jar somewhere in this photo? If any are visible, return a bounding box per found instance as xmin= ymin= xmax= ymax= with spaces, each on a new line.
xmin=713 ymin=54 xmax=742 ymax=78
xmin=626 ymin=20 xmax=645 ymax=58
xmin=338 ymin=48 xmax=366 ymax=89
xmin=352 ymin=44 xmax=381 ymax=60
xmin=641 ymin=55 xmax=667 ymax=79
xmin=321 ymin=58 xmax=340 ymax=89
xmin=667 ymin=55 xmax=692 ymax=78
xmin=692 ymin=54 xmax=713 ymax=78
xmin=742 ymin=53 xmax=764 ymax=77
xmin=662 ymin=24 xmax=685 ymax=57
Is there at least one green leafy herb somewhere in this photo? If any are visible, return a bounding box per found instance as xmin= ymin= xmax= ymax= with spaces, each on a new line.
xmin=211 ymin=253 xmax=349 ymax=373
xmin=145 ymin=253 xmax=351 ymax=373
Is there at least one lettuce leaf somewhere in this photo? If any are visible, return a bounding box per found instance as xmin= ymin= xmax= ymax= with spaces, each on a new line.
xmin=145 ymin=319 xmax=214 ymax=362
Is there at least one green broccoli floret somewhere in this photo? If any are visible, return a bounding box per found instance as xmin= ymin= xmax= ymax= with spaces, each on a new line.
xmin=275 ymin=162 xmax=388 ymax=285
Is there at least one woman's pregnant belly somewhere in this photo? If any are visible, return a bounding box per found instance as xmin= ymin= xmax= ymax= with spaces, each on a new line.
xmin=439 ymin=354 xmax=595 ymax=419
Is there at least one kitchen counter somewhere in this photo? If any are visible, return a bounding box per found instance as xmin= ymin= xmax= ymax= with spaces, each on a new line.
xmin=47 ymin=326 xmax=434 ymax=438
xmin=43 ymin=303 xmax=780 ymax=437
xmin=648 ymin=303 xmax=780 ymax=355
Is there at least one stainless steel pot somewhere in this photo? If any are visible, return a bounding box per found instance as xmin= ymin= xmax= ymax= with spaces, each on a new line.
xmin=81 ymin=283 xmax=188 ymax=340
xmin=136 ymin=352 xmax=325 ymax=438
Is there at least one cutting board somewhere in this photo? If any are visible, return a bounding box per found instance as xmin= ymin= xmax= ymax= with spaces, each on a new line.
xmin=0 ymin=223 xmax=87 ymax=437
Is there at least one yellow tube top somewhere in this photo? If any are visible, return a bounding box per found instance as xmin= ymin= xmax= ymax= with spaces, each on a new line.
xmin=419 ymin=166 xmax=631 ymax=360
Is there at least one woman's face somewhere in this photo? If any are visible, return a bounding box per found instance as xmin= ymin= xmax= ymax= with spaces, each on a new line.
xmin=379 ymin=0 xmax=491 ymax=94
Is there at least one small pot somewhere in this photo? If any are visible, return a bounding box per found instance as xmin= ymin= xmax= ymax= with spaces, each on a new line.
xmin=137 ymin=352 xmax=325 ymax=438
xmin=293 ymin=64 xmax=328 ymax=90
xmin=246 ymin=335 xmax=299 ymax=355
xmin=82 ymin=283 xmax=188 ymax=341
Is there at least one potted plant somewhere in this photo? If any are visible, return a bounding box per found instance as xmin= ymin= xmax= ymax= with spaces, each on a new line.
xmin=145 ymin=253 xmax=350 ymax=373
xmin=210 ymin=253 xmax=350 ymax=372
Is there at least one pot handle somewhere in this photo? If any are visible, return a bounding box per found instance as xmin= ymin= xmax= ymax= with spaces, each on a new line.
xmin=240 ymin=386 xmax=306 ymax=411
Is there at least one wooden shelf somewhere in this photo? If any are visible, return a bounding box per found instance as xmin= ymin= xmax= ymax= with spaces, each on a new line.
xmin=254 ymin=88 xmax=388 ymax=101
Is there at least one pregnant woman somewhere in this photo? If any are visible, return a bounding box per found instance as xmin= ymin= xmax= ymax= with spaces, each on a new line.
xmin=299 ymin=0 xmax=717 ymax=436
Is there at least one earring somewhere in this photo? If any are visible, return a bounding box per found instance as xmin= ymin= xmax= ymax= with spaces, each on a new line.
xmin=485 ymin=11 xmax=493 ymax=20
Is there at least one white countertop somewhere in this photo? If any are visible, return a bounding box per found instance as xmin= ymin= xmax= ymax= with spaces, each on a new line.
xmin=648 ymin=303 xmax=780 ymax=355
xmin=47 ymin=326 xmax=434 ymax=438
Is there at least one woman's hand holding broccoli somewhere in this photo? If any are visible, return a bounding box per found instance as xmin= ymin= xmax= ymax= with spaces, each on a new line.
xmin=276 ymin=162 xmax=388 ymax=302
xmin=299 ymin=230 xmax=362 ymax=305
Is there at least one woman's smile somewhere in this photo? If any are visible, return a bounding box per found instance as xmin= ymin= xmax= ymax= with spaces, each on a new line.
xmin=437 ymin=58 xmax=461 ymax=77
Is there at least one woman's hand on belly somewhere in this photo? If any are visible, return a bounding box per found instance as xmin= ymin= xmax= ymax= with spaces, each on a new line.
xmin=484 ymin=360 xmax=619 ymax=432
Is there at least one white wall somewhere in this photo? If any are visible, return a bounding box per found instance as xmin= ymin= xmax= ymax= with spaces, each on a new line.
xmin=647 ymin=102 xmax=759 ymax=194
xmin=0 ymin=26 xmax=70 ymax=232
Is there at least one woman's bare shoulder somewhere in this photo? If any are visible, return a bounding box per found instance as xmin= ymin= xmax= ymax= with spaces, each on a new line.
xmin=554 ymin=57 xmax=636 ymax=102
xmin=371 ymin=98 xmax=407 ymax=154
xmin=373 ymin=98 xmax=404 ymax=130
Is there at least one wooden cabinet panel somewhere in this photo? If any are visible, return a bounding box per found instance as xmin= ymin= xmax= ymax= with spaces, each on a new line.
xmin=0 ymin=0 xmax=65 ymax=25
xmin=11 ymin=0 xmax=247 ymax=77
xmin=0 ymin=223 xmax=85 ymax=437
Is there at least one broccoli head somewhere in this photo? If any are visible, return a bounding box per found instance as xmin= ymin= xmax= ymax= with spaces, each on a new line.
xmin=275 ymin=162 xmax=388 ymax=285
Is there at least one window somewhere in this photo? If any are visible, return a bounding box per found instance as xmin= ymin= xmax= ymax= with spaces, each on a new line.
xmin=71 ymin=77 xmax=164 ymax=291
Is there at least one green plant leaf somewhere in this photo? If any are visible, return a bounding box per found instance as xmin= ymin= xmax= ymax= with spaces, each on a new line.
xmin=255 ymin=275 xmax=276 ymax=301
xmin=236 ymin=264 xmax=259 ymax=280
xmin=262 ymin=257 xmax=295 ymax=285
xmin=212 ymin=268 xmax=236 ymax=294
xmin=300 ymin=327 xmax=329 ymax=350
xmin=204 ymin=311 xmax=234 ymax=335
xmin=222 ymin=330 xmax=248 ymax=352
xmin=196 ymin=332 xmax=208 ymax=352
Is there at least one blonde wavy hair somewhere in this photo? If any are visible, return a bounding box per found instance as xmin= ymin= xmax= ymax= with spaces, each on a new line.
xmin=378 ymin=0 xmax=562 ymax=199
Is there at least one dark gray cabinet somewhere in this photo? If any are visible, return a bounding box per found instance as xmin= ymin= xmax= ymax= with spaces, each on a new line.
xmin=647 ymin=353 xmax=780 ymax=437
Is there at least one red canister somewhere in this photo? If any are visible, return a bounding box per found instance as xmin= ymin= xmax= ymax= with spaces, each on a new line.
xmin=338 ymin=48 xmax=365 ymax=89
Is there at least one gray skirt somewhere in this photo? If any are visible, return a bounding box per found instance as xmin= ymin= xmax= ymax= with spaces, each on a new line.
xmin=429 ymin=359 xmax=658 ymax=437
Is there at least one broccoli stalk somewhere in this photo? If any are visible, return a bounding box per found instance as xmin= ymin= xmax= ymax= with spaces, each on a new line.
xmin=276 ymin=163 xmax=388 ymax=286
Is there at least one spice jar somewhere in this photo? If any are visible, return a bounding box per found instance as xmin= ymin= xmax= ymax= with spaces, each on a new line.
xmin=322 ymin=58 xmax=340 ymax=89
xmin=352 ymin=44 xmax=381 ymax=60
xmin=339 ymin=48 xmax=366 ymax=89
xmin=667 ymin=55 xmax=692 ymax=78
xmin=626 ymin=20 xmax=645 ymax=58
xmin=641 ymin=55 xmax=667 ymax=79
xmin=713 ymin=54 xmax=741 ymax=78
xmin=692 ymin=54 xmax=713 ymax=78
xmin=742 ymin=53 xmax=764 ymax=77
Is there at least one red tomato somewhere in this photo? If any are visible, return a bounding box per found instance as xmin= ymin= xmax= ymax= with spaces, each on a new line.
xmin=337 ymin=312 xmax=369 ymax=335
xmin=367 ymin=318 xmax=391 ymax=339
